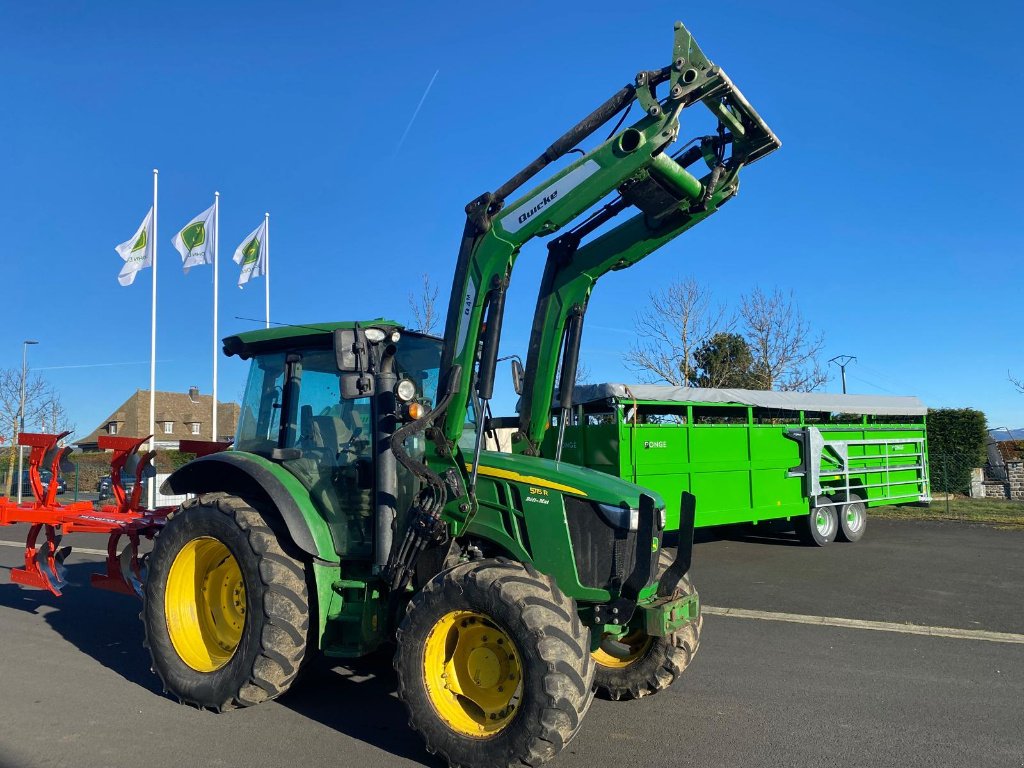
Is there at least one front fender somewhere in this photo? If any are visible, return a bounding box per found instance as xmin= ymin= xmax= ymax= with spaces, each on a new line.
xmin=162 ymin=452 xmax=338 ymax=562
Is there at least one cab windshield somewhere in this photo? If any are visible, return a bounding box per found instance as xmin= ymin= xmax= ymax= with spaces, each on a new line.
xmin=234 ymin=331 xmax=443 ymax=457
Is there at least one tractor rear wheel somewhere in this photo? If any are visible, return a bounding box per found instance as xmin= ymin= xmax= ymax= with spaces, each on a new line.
xmin=395 ymin=558 xmax=595 ymax=768
xmin=142 ymin=493 xmax=311 ymax=711
xmin=592 ymin=549 xmax=702 ymax=701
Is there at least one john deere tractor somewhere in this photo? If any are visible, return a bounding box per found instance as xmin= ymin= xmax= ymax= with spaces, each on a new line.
xmin=151 ymin=22 xmax=779 ymax=767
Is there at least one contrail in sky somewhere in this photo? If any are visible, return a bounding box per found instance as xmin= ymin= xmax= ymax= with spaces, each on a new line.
xmin=393 ymin=69 xmax=440 ymax=158
xmin=35 ymin=359 xmax=173 ymax=371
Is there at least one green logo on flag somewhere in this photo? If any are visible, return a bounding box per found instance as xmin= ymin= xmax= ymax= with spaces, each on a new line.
xmin=131 ymin=229 xmax=147 ymax=253
xmin=242 ymin=237 xmax=260 ymax=265
xmin=181 ymin=222 xmax=206 ymax=252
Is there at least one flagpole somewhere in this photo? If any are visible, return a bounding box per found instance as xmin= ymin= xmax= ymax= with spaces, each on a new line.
xmin=212 ymin=192 xmax=220 ymax=442
xmin=264 ymin=212 xmax=270 ymax=329
xmin=149 ymin=169 xmax=158 ymax=509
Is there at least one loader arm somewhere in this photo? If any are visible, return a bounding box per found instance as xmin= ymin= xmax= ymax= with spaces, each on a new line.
xmin=385 ymin=21 xmax=779 ymax=589
xmin=431 ymin=20 xmax=777 ymax=462
xmin=515 ymin=55 xmax=781 ymax=453
xmin=517 ymin=177 xmax=736 ymax=453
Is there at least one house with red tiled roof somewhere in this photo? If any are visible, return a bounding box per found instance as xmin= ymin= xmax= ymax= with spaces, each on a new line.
xmin=77 ymin=386 xmax=239 ymax=451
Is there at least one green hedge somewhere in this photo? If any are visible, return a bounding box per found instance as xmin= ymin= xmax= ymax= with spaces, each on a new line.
xmin=63 ymin=450 xmax=197 ymax=490
xmin=927 ymin=408 xmax=988 ymax=494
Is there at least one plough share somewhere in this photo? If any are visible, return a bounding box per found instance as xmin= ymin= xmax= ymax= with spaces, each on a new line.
xmin=0 ymin=432 xmax=175 ymax=597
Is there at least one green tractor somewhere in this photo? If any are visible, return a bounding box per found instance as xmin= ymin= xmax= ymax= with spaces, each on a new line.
xmin=150 ymin=22 xmax=779 ymax=767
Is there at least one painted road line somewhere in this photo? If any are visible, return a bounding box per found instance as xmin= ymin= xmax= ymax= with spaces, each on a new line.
xmin=3 ymin=537 xmax=1022 ymax=647
xmin=703 ymin=605 xmax=1024 ymax=645
xmin=0 ymin=539 xmax=109 ymax=558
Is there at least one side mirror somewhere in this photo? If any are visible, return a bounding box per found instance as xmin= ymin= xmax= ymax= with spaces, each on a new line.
xmin=334 ymin=327 xmax=368 ymax=372
xmin=340 ymin=372 xmax=374 ymax=399
xmin=336 ymin=327 xmax=375 ymax=398
xmin=511 ymin=358 xmax=524 ymax=396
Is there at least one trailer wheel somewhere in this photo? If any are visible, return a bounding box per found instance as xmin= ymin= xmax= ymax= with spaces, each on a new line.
xmin=837 ymin=493 xmax=867 ymax=543
xmin=794 ymin=496 xmax=838 ymax=546
xmin=142 ymin=493 xmax=311 ymax=712
xmin=592 ymin=549 xmax=701 ymax=701
xmin=395 ymin=558 xmax=595 ymax=768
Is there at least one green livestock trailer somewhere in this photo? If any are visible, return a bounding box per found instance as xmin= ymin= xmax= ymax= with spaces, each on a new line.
xmin=538 ymin=384 xmax=930 ymax=546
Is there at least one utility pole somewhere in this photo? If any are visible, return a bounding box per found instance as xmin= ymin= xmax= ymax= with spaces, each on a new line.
xmin=16 ymin=339 xmax=39 ymax=503
xmin=829 ymin=354 xmax=856 ymax=394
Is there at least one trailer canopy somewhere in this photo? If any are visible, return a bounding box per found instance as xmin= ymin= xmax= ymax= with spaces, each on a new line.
xmin=567 ymin=383 xmax=927 ymax=417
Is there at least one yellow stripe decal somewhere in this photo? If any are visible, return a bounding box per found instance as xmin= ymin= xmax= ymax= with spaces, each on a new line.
xmin=468 ymin=464 xmax=587 ymax=497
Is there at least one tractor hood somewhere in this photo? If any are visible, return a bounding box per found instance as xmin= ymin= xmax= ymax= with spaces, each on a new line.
xmin=475 ymin=450 xmax=664 ymax=510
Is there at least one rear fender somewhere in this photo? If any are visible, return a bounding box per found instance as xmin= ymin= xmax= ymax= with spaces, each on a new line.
xmin=161 ymin=452 xmax=338 ymax=563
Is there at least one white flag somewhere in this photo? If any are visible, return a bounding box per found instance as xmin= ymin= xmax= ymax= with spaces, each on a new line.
xmin=232 ymin=219 xmax=267 ymax=288
xmin=115 ymin=208 xmax=154 ymax=286
xmin=171 ymin=203 xmax=216 ymax=274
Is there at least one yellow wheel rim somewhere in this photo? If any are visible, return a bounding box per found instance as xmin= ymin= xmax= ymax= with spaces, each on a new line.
xmin=423 ymin=610 xmax=523 ymax=737
xmin=592 ymin=630 xmax=653 ymax=669
xmin=165 ymin=537 xmax=247 ymax=673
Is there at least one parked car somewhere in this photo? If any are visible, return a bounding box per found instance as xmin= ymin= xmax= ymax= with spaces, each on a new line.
xmin=12 ymin=469 xmax=65 ymax=496
xmin=97 ymin=471 xmax=146 ymax=501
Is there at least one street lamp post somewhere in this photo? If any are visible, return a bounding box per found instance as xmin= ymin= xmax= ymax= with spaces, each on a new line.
xmin=16 ymin=340 xmax=39 ymax=503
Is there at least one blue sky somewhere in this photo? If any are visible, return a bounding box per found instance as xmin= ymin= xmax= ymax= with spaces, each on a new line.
xmin=1 ymin=0 xmax=1021 ymax=441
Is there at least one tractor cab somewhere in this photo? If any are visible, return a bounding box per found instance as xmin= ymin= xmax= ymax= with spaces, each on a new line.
xmin=225 ymin=320 xmax=440 ymax=560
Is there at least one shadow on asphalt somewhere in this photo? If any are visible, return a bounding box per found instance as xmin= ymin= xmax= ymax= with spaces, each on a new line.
xmin=0 ymin=561 xmax=440 ymax=766
xmin=282 ymin=654 xmax=443 ymax=766
xmin=694 ymin=524 xmax=804 ymax=547
xmin=0 ymin=561 xmax=160 ymax=693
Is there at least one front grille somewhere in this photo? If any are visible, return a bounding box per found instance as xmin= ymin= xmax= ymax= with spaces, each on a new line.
xmin=564 ymin=496 xmax=650 ymax=591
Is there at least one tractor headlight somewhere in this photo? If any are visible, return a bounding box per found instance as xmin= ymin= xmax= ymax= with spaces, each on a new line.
xmin=395 ymin=378 xmax=417 ymax=402
xmin=658 ymin=506 xmax=667 ymax=529
xmin=596 ymin=503 xmax=639 ymax=532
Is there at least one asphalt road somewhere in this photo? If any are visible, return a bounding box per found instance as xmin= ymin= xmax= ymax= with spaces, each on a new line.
xmin=0 ymin=519 xmax=1021 ymax=768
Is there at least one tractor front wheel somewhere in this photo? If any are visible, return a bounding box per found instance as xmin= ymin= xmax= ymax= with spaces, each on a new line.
xmin=395 ymin=558 xmax=595 ymax=768
xmin=142 ymin=493 xmax=311 ymax=711
xmin=592 ymin=550 xmax=702 ymax=701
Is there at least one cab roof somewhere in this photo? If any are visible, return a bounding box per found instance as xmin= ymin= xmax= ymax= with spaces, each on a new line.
xmin=222 ymin=319 xmax=403 ymax=360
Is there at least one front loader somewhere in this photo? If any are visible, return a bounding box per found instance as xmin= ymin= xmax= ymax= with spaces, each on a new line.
xmin=504 ymin=26 xmax=779 ymax=701
xmin=1 ymin=21 xmax=778 ymax=768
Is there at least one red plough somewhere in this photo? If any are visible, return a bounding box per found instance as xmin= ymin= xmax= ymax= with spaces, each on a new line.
xmin=0 ymin=432 xmax=173 ymax=597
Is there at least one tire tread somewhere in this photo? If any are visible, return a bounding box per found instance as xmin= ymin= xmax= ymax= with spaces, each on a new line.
xmin=395 ymin=558 xmax=596 ymax=768
xmin=142 ymin=493 xmax=310 ymax=711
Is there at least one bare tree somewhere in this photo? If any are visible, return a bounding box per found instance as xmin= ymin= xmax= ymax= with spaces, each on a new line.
xmin=0 ymin=368 xmax=64 ymax=490
xmin=1011 ymin=372 xmax=1024 ymax=394
xmin=408 ymin=272 xmax=441 ymax=335
xmin=626 ymin=278 xmax=731 ymax=385
xmin=31 ymin=391 xmax=75 ymax=436
xmin=739 ymin=287 xmax=828 ymax=391
xmin=575 ymin=360 xmax=592 ymax=385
